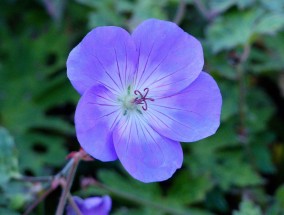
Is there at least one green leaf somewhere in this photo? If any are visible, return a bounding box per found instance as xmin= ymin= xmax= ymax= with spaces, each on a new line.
xmin=168 ymin=171 xmax=213 ymax=205
xmin=0 ymin=208 xmax=19 ymax=215
xmin=249 ymin=32 xmax=284 ymax=73
xmin=247 ymin=87 xmax=275 ymax=133
xmin=206 ymin=10 xmax=259 ymax=53
xmin=9 ymin=194 xmax=26 ymax=210
xmin=219 ymin=82 xmax=239 ymax=121
xmin=205 ymin=189 xmax=229 ymax=213
xmin=254 ymin=13 xmax=284 ymax=34
xmin=205 ymin=51 xmax=237 ymax=80
xmin=250 ymin=133 xmax=276 ymax=174
xmin=97 ymin=170 xmax=161 ymax=200
xmin=275 ymin=185 xmax=284 ymax=208
xmin=113 ymin=207 xmax=163 ymax=215
xmin=0 ymin=25 xmax=75 ymax=175
xmin=236 ymin=0 xmax=256 ymax=9
xmin=128 ymin=0 xmax=168 ymax=30
xmin=76 ymin=0 xmax=126 ymax=28
xmin=0 ymin=127 xmax=19 ymax=186
xmin=260 ymin=0 xmax=284 ymax=12
xmin=233 ymin=200 xmax=262 ymax=215
xmin=206 ymin=8 xmax=284 ymax=53
xmin=208 ymin=0 xmax=236 ymax=13
xmin=80 ymin=170 xmax=192 ymax=214
xmin=266 ymin=184 xmax=284 ymax=215
xmin=186 ymin=133 xmax=263 ymax=191
xmin=207 ymin=0 xmax=256 ymax=12
xmin=185 ymin=119 xmax=239 ymax=158
xmin=215 ymin=152 xmax=263 ymax=190
xmin=17 ymin=133 xmax=67 ymax=174
xmin=1 ymin=181 xmax=32 ymax=211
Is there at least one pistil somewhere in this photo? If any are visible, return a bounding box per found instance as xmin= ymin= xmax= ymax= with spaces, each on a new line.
xmin=133 ymin=88 xmax=154 ymax=111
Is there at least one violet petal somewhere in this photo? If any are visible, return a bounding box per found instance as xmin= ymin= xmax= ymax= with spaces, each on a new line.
xmin=75 ymin=85 xmax=122 ymax=161
xmin=145 ymin=72 xmax=222 ymax=142
xmin=67 ymin=26 xmax=138 ymax=95
xmin=132 ymin=19 xmax=204 ymax=97
xmin=113 ymin=114 xmax=183 ymax=183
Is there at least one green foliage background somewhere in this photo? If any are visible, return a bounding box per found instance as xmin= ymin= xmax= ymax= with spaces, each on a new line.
xmin=0 ymin=0 xmax=284 ymax=214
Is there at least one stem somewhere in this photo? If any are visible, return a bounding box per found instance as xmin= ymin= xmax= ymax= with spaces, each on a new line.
xmin=16 ymin=176 xmax=53 ymax=183
xmin=15 ymin=159 xmax=75 ymax=184
xmin=56 ymin=158 xmax=75 ymax=178
xmin=193 ymin=0 xmax=207 ymax=17
xmin=173 ymin=0 xmax=186 ymax=25
xmin=67 ymin=193 xmax=83 ymax=215
xmin=94 ymin=181 xmax=188 ymax=215
xmin=21 ymin=160 xmax=74 ymax=215
xmin=236 ymin=43 xmax=251 ymax=143
xmin=20 ymin=153 xmax=84 ymax=215
xmin=235 ymin=43 xmax=259 ymax=201
xmin=193 ymin=0 xmax=218 ymax=21
xmin=236 ymin=63 xmax=246 ymax=139
xmin=55 ymin=158 xmax=80 ymax=215
xmin=23 ymin=186 xmax=56 ymax=215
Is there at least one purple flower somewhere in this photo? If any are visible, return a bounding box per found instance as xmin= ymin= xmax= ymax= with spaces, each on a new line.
xmin=66 ymin=196 xmax=111 ymax=215
xmin=67 ymin=19 xmax=222 ymax=182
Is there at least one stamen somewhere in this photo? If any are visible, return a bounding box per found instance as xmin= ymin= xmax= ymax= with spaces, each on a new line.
xmin=133 ymin=88 xmax=154 ymax=110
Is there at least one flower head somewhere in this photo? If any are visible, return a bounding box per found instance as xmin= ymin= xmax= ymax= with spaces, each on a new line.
xmin=66 ymin=196 xmax=111 ymax=215
xmin=67 ymin=19 xmax=222 ymax=182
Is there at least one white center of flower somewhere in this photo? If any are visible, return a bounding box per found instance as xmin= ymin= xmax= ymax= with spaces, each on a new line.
xmin=122 ymin=93 xmax=137 ymax=111
xmin=118 ymin=85 xmax=154 ymax=115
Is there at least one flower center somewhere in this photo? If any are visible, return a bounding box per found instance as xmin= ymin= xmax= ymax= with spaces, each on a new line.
xmin=133 ymin=88 xmax=154 ymax=111
xmin=120 ymin=86 xmax=154 ymax=115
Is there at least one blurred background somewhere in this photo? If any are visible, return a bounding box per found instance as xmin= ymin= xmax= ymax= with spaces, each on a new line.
xmin=0 ymin=0 xmax=284 ymax=214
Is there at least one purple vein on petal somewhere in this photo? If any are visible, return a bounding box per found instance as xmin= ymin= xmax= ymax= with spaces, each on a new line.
xmin=123 ymin=42 xmax=128 ymax=86
xmin=138 ymin=47 xmax=170 ymax=90
xmin=89 ymin=108 xmax=120 ymax=122
xmin=134 ymin=116 xmax=140 ymax=140
xmin=135 ymin=41 xmax=155 ymax=88
xmin=137 ymin=115 xmax=164 ymax=164
xmin=157 ymin=89 xmax=214 ymax=100
xmin=151 ymin=104 xmax=203 ymax=117
xmin=145 ymin=111 xmax=171 ymax=130
xmin=133 ymin=42 xmax=141 ymax=85
xmin=95 ymin=94 xmax=117 ymax=103
xmin=138 ymin=37 xmax=178 ymax=90
xmin=151 ymin=108 xmax=196 ymax=131
xmin=136 ymin=116 xmax=152 ymax=154
xmin=126 ymin=118 xmax=133 ymax=155
xmin=94 ymin=55 xmax=123 ymax=92
xmin=150 ymin=77 xmax=195 ymax=96
xmin=143 ymin=121 xmax=163 ymax=153
xmin=87 ymin=102 xmax=118 ymax=107
xmin=136 ymin=116 xmax=148 ymax=143
xmin=114 ymin=48 xmax=124 ymax=90
xmin=145 ymin=111 xmax=190 ymax=140
xmin=110 ymin=111 xmax=122 ymax=130
xmin=146 ymin=63 xmax=189 ymax=88
xmin=97 ymin=81 xmax=120 ymax=96
xmin=116 ymin=116 xmax=131 ymax=147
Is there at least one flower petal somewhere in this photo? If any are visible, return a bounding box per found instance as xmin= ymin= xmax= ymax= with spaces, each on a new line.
xmin=67 ymin=197 xmax=85 ymax=215
xmin=67 ymin=26 xmax=138 ymax=95
xmin=145 ymin=72 xmax=222 ymax=142
xmin=75 ymin=85 xmax=122 ymax=161
xmin=131 ymin=19 xmax=203 ymax=96
xmin=84 ymin=196 xmax=112 ymax=215
xmin=113 ymin=114 xmax=183 ymax=183
xmin=67 ymin=196 xmax=111 ymax=215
